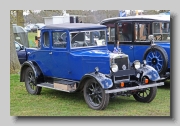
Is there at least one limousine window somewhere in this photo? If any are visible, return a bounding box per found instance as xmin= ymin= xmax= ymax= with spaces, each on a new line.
xmin=106 ymin=22 xmax=132 ymax=42
xmin=153 ymin=22 xmax=170 ymax=41
xmin=134 ymin=23 xmax=151 ymax=42
xmin=119 ymin=23 xmax=132 ymax=42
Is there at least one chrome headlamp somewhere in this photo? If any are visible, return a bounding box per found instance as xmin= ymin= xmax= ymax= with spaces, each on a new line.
xmin=111 ymin=63 xmax=118 ymax=72
xmin=133 ymin=60 xmax=141 ymax=70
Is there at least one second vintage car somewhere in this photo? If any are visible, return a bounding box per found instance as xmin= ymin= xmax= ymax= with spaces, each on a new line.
xmin=20 ymin=23 xmax=164 ymax=110
xmin=100 ymin=15 xmax=170 ymax=79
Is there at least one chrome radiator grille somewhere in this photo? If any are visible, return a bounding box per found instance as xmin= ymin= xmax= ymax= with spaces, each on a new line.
xmin=114 ymin=57 xmax=130 ymax=82
xmin=114 ymin=57 xmax=129 ymax=70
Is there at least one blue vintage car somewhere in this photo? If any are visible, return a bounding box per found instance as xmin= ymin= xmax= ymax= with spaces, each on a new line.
xmin=100 ymin=15 xmax=170 ymax=79
xmin=14 ymin=41 xmax=26 ymax=64
xmin=20 ymin=23 xmax=164 ymax=110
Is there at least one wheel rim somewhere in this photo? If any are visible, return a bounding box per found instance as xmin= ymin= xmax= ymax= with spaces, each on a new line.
xmin=146 ymin=50 xmax=164 ymax=72
xmin=86 ymin=81 xmax=103 ymax=107
xmin=136 ymin=88 xmax=150 ymax=99
xmin=26 ymin=70 xmax=36 ymax=91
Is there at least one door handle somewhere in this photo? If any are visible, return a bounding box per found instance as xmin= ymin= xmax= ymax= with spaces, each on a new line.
xmin=49 ymin=52 xmax=52 ymax=54
xmin=129 ymin=46 xmax=133 ymax=49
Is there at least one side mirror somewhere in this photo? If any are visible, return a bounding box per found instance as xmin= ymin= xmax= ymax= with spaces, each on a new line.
xmin=21 ymin=45 xmax=25 ymax=50
xmin=148 ymin=35 xmax=156 ymax=47
xmin=148 ymin=35 xmax=154 ymax=41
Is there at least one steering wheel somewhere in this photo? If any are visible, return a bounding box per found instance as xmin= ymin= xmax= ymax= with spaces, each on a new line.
xmin=72 ymin=41 xmax=79 ymax=47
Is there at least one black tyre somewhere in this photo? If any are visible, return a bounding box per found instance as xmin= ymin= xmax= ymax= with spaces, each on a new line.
xmin=143 ymin=45 xmax=168 ymax=76
xmin=83 ymin=79 xmax=109 ymax=110
xmin=133 ymin=87 xmax=157 ymax=103
xmin=25 ymin=67 xmax=42 ymax=95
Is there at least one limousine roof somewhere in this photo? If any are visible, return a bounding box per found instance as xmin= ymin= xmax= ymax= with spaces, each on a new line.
xmin=101 ymin=15 xmax=170 ymax=24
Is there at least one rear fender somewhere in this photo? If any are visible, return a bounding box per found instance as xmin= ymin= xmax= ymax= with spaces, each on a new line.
xmin=20 ymin=61 xmax=44 ymax=83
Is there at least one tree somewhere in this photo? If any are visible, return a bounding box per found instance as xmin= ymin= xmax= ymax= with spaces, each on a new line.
xmin=158 ymin=10 xmax=170 ymax=13
xmin=143 ymin=10 xmax=159 ymax=15
xmin=10 ymin=10 xmax=21 ymax=74
xmin=16 ymin=10 xmax=24 ymax=27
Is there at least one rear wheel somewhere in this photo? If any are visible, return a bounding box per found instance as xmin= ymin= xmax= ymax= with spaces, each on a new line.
xmin=83 ymin=79 xmax=109 ymax=110
xmin=133 ymin=87 xmax=157 ymax=103
xmin=25 ymin=67 xmax=42 ymax=95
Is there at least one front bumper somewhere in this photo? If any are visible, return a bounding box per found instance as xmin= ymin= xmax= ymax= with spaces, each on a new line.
xmin=105 ymin=82 xmax=164 ymax=94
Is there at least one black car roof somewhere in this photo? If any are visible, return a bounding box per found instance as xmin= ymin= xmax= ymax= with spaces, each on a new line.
xmin=42 ymin=23 xmax=107 ymax=30
xmin=101 ymin=15 xmax=170 ymax=24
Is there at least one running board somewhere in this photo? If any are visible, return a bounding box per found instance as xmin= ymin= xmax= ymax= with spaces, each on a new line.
xmin=105 ymin=82 xmax=164 ymax=94
xmin=37 ymin=80 xmax=77 ymax=92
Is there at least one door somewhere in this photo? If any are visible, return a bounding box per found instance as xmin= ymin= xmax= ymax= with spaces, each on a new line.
xmin=36 ymin=31 xmax=54 ymax=77
xmin=133 ymin=22 xmax=151 ymax=62
xmin=51 ymin=31 xmax=70 ymax=79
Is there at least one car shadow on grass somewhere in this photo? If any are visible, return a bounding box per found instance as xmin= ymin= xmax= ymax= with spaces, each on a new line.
xmin=41 ymin=88 xmax=84 ymax=101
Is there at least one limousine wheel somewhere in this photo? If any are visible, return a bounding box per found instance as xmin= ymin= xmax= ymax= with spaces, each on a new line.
xmin=25 ymin=67 xmax=42 ymax=95
xmin=83 ymin=79 xmax=109 ymax=110
xmin=143 ymin=45 xmax=168 ymax=76
xmin=133 ymin=87 xmax=157 ymax=103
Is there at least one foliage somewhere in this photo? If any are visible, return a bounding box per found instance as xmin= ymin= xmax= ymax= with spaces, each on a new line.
xmin=23 ymin=10 xmax=169 ymax=25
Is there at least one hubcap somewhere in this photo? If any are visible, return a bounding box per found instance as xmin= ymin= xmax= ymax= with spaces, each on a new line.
xmin=27 ymin=71 xmax=36 ymax=90
xmin=152 ymin=58 xmax=157 ymax=65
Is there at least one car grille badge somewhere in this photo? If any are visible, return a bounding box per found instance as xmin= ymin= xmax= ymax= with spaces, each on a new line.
xmin=122 ymin=65 xmax=126 ymax=70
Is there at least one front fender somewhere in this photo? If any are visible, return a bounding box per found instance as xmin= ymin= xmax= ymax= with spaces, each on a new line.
xmin=138 ymin=65 xmax=160 ymax=82
xmin=80 ymin=72 xmax=113 ymax=89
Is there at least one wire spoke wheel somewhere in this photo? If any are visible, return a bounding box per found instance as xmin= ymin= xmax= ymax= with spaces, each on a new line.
xmin=25 ymin=67 xmax=42 ymax=95
xmin=83 ymin=79 xmax=109 ymax=110
xmin=133 ymin=87 xmax=157 ymax=103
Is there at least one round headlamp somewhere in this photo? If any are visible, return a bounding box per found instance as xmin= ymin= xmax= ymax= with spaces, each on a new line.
xmin=133 ymin=60 xmax=141 ymax=70
xmin=111 ymin=63 xmax=118 ymax=72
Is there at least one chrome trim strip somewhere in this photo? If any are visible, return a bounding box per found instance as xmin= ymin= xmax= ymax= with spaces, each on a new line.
xmin=37 ymin=83 xmax=73 ymax=93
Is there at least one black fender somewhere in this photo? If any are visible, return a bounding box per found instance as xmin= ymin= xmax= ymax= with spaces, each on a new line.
xmin=20 ymin=61 xmax=44 ymax=83
xmin=78 ymin=72 xmax=113 ymax=91
xmin=138 ymin=65 xmax=160 ymax=82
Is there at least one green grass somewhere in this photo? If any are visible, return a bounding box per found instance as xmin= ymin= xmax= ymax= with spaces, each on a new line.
xmin=10 ymin=74 xmax=170 ymax=116
xmin=28 ymin=32 xmax=37 ymax=48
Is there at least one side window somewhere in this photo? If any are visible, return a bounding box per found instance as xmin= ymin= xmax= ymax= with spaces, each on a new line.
xmin=134 ymin=23 xmax=150 ymax=42
xmin=118 ymin=22 xmax=132 ymax=42
xmin=52 ymin=31 xmax=67 ymax=48
xmin=105 ymin=23 xmax=115 ymax=42
xmin=152 ymin=22 xmax=170 ymax=41
xmin=43 ymin=32 xmax=50 ymax=47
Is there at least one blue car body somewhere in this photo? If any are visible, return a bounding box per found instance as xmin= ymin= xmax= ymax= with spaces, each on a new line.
xmin=100 ymin=15 xmax=170 ymax=78
xmin=19 ymin=23 xmax=165 ymax=110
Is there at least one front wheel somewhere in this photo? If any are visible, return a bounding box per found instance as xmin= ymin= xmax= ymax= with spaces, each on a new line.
xmin=133 ymin=87 xmax=157 ymax=103
xmin=83 ymin=79 xmax=109 ymax=110
xmin=25 ymin=67 xmax=42 ymax=95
